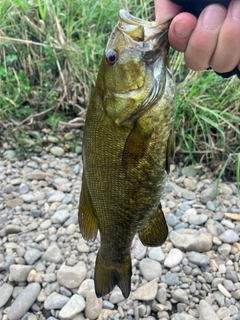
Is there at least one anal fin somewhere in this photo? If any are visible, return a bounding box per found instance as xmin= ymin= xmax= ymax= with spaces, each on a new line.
xmin=78 ymin=172 xmax=98 ymax=241
xmin=139 ymin=203 xmax=168 ymax=246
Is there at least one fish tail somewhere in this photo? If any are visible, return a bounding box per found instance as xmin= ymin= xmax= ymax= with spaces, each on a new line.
xmin=94 ymin=249 xmax=132 ymax=298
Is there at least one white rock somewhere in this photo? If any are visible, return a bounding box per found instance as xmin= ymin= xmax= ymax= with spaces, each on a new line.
xmin=59 ymin=294 xmax=85 ymax=320
xmin=164 ymin=248 xmax=183 ymax=268
xmin=198 ymin=300 xmax=220 ymax=320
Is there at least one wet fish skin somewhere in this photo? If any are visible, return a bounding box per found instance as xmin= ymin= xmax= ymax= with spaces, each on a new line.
xmin=78 ymin=10 xmax=176 ymax=298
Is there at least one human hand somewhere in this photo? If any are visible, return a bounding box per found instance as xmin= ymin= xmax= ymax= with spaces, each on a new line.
xmin=155 ymin=0 xmax=240 ymax=75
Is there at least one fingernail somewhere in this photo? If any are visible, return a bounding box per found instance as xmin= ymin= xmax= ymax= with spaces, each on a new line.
xmin=202 ymin=5 xmax=226 ymax=30
xmin=232 ymin=0 xmax=240 ymax=20
xmin=175 ymin=21 xmax=192 ymax=38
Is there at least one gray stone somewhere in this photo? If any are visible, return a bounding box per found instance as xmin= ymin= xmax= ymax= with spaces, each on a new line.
xmin=57 ymin=264 xmax=87 ymax=289
xmin=187 ymin=252 xmax=210 ymax=267
xmin=219 ymin=230 xmax=239 ymax=244
xmin=198 ymin=300 xmax=220 ymax=320
xmin=8 ymin=283 xmax=41 ymax=320
xmin=0 ymin=283 xmax=13 ymax=307
xmin=4 ymin=225 xmax=21 ymax=235
xmin=169 ymin=229 xmax=212 ymax=252
xmin=42 ymin=243 xmax=63 ymax=263
xmin=51 ymin=210 xmax=70 ymax=224
xmin=85 ymin=291 xmax=102 ymax=320
xmin=59 ymin=294 xmax=85 ymax=320
xmin=156 ymin=287 xmax=167 ymax=304
xmin=48 ymin=191 xmax=65 ymax=203
xmin=226 ymin=269 xmax=239 ymax=283
xmin=148 ymin=247 xmax=165 ymax=262
xmin=139 ymin=258 xmax=162 ymax=281
xmin=40 ymin=219 xmax=51 ymax=230
xmin=44 ymin=292 xmax=69 ymax=310
xmin=109 ymin=287 xmax=125 ymax=304
xmin=0 ymin=253 xmax=17 ymax=271
xmin=161 ymin=272 xmax=179 ymax=286
xmin=165 ymin=213 xmax=179 ymax=227
xmin=188 ymin=214 xmax=208 ymax=225
xmin=182 ymin=189 xmax=196 ymax=200
xmin=164 ymin=248 xmax=183 ymax=268
xmin=200 ymin=187 xmax=216 ymax=204
xmin=102 ymin=300 xmax=115 ymax=310
xmin=172 ymin=289 xmax=189 ymax=304
xmin=10 ymin=265 xmax=32 ymax=282
xmin=24 ymin=248 xmax=42 ymax=265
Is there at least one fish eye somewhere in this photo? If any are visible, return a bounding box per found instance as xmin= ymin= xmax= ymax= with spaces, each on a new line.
xmin=106 ymin=50 xmax=118 ymax=65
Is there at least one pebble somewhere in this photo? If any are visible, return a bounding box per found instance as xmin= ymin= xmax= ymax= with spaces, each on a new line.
xmin=85 ymin=291 xmax=102 ymax=320
xmin=169 ymin=229 xmax=212 ymax=252
xmin=217 ymin=284 xmax=231 ymax=298
xmin=172 ymin=289 xmax=189 ymax=304
xmin=198 ymin=300 xmax=219 ymax=320
xmin=24 ymin=248 xmax=42 ymax=265
xmin=57 ymin=264 xmax=87 ymax=289
xmin=200 ymin=187 xmax=216 ymax=204
xmin=139 ymin=258 xmax=162 ymax=281
xmin=50 ymin=146 xmax=65 ymax=157
xmin=109 ymin=287 xmax=125 ymax=304
xmin=186 ymin=252 xmax=210 ymax=267
xmin=132 ymin=278 xmax=158 ymax=301
xmin=161 ymin=272 xmax=179 ymax=286
xmin=0 ymin=283 xmax=13 ymax=308
xmin=44 ymin=292 xmax=69 ymax=310
xmin=8 ymin=283 xmax=41 ymax=320
xmin=164 ymin=248 xmax=183 ymax=268
xmin=42 ymin=242 xmax=63 ymax=263
xmin=78 ymin=279 xmax=95 ymax=298
xmin=9 ymin=265 xmax=32 ymax=282
xmin=51 ymin=209 xmax=70 ymax=224
xmin=219 ymin=230 xmax=239 ymax=243
xmin=188 ymin=214 xmax=208 ymax=225
xmin=148 ymin=247 xmax=165 ymax=262
xmin=58 ymin=294 xmax=85 ymax=320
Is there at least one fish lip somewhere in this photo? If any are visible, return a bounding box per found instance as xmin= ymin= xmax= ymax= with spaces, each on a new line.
xmin=118 ymin=9 xmax=170 ymax=49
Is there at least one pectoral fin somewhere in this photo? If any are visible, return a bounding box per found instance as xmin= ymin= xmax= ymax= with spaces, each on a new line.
xmin=166 ymin=130 xmax=175 ymax=174
xmin=122 ymin=122 xmax=152 ymax=171
xmin=78 ymin=172 xmax=99 ymax=241
xmin=139 ymin=203 xmax=168 ymax=246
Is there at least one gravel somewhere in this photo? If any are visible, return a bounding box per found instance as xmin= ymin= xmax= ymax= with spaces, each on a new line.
xmin=0 ymin=146 xmax=240 ymax=320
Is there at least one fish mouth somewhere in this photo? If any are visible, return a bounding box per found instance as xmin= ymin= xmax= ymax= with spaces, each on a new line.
xmin=118 ymin=9 xmax=170 ymax=43
xmin=118 ymin=10 xmax=170 ymax=113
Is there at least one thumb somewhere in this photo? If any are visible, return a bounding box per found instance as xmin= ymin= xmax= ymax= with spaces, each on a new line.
xmin=155 ymin=0 xmax=182 ymax=24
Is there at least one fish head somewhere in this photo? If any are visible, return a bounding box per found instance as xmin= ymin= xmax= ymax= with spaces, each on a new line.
xmin=99 ymin=9 xmax=171 ymax=125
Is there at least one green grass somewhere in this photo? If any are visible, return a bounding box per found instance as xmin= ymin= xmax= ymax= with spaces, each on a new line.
xmin=0 ymin=0 xmax=239 ymax=187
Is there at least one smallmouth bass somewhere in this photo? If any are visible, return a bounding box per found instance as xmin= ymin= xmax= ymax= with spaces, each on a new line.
xmin=79 ymin=10 xmax=175 ymax=298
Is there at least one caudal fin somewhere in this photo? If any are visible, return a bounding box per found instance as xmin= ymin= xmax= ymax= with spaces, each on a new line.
xmin=94 ymin=250 xmax=132 ymax=298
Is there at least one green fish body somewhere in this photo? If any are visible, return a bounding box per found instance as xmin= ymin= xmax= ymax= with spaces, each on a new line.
xmin=79 ymin=10 xmax=175 ymax=298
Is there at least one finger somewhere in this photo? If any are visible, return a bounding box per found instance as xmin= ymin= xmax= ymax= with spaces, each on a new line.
xmin=155 ymin=0 xmax=182 ymax=25
xmin=183 ymin=4 xmax=227 ymax=71
xmin=210 ymin=0 xmax=240 ymax=73
xmin=169 ymin=13 xmax=197 ymax=52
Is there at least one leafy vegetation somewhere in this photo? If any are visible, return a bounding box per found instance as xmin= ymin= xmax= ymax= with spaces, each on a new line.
xmin=0 ymin=0 xmax=239 ymax=185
